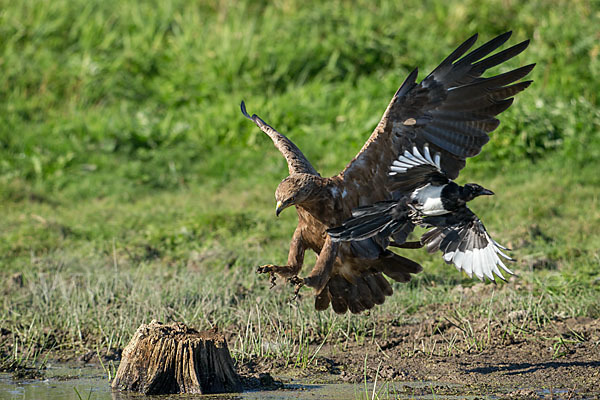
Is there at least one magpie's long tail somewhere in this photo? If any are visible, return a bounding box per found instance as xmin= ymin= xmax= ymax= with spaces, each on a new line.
xmin=328 ymin=201 xmax=411 ymax=242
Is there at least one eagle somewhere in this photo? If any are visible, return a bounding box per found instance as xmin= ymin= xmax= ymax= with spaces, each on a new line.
xmin=241 ymin=31 xmax=533 ymax=314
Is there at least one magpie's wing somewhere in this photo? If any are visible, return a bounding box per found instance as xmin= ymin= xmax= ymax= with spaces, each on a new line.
xmin=339 ymin=31 xmax=534 ymax=209
xmin=328 ymin=199 xmax=415 ymax=244
xmin=421 ymin=208 xmax=514 ymax=281
xmin=329 ymin=143 xmax=446 ymax=244
xmin=387 ymin=143 xmax=450 ymax=192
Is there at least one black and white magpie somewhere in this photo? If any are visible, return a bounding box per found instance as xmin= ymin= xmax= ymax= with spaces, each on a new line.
xmin=328 ymin=143 xmax=514 ymax=282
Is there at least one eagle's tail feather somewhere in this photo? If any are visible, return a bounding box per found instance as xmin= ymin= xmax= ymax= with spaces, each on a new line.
xmin=318 ymin=252 xmax=424 ymax=314
xmin=320 ymin=272 xmax=394 ymax=314
xmin=376 ymin=252 xmax=423 ymax=282
xmin=314 ymin=286 xmax=330 ymax=311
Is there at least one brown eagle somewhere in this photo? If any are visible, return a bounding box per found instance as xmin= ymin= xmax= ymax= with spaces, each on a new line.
xmin=241 ymin=32 xmax=533 ymax=314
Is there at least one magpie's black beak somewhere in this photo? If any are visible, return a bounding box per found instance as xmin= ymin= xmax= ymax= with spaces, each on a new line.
xmin=481 ymin=188 xmax=494 ymax=196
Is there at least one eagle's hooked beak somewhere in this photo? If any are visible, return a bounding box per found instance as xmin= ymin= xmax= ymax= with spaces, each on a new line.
xmin=276 ymin=201 xmax=284 ymax=217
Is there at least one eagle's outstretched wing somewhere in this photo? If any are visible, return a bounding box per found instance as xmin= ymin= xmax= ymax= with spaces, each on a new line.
xmin=339 ymin=32 xmax=534 ymax=201
xmin=241 ymin=101 xmax=320 ymax=176
xmin=421 ymin=209 xmax=514 ymax=282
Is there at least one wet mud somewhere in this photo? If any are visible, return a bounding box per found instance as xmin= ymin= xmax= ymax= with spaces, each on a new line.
xmin=239 ymin=315 xmax=600 ymax=398
xmin=2 ymin=314 xmax=599 ymax=398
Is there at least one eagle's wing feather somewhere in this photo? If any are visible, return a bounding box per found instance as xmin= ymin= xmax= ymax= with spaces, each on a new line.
xmin=421 ymin=208 xmax=514 ymax=282
xmin=339 ymin=31 xmax=534 ymax=203
xmin=241 ymin=101 xmax=320 ymax=176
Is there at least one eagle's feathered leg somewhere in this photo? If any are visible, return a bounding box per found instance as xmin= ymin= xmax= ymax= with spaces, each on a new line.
xmin=257 ymin=227 xmax=305 ymax=286
xmin=303 ymin=236 xmax=339 ymax=293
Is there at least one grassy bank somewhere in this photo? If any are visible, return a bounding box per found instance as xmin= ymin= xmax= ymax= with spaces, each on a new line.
xmin=1 ymin=0 xmax=599 ymax=380
xmin=2 ymin=155 xmax=599 ymax=372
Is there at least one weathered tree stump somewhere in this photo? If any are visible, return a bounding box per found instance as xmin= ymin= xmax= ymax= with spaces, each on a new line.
xmin=111 ymin=320 xmax=242 ymax=395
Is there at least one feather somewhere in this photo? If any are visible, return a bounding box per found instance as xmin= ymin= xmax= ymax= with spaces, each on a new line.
xmin=349 ymin=238 xmax=384 ymax=260
xmin=462 ymin=249 xmax=474 ymax=276
xmin=330 ymin=296 xmax=348 ymax=314
xmin=365 ymin=274 xmax=386 ymax=305
xmin=394 ymin=68 xmax=419 ymax=98
xmin=373 ymin=273 xmax=393 ymax=296
xmin=427 ymin=33 xmax=479 ymax=79
xmin=314 ymin=288 xmax=330 ymax=311
xmin=345 ymin=282 xmax=365 ymax=314
xmin=327 ymin=276 xmax=349 ymax=314
xmin=471 ymin=40 xmax=531 ymax=74
xmin=328 ymin=200 xmax=413 ymax=243
xmin=420 ymin=209 xmax=515 ymax=281
xmin=356 ymin=277 xmax=375 ymax=310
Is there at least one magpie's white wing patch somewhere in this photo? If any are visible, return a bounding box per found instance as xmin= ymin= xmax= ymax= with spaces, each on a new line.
xmin=389 ymin=143 xmax=441 ymax=176
xmin=411 ymin=184 xmax=447 ymax=216
xmin=423 ymin=216 xmax=514 ymax=282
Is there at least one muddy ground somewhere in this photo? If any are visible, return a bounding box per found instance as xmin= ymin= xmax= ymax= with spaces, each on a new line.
xmin=3 ymin=312 xmax=599 ymax=398
xmin=237 ymin=315 xmax=600 ymax=399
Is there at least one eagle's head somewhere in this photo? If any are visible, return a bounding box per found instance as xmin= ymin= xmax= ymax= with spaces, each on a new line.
xmin=275 ymin=174 xmax=320 ymax=216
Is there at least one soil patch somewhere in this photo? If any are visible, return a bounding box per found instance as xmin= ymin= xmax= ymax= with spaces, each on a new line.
xmin=3 ymin=315 xmax=599 ymax=397
xmin=244 ymin=315 xmax=600 ymax=398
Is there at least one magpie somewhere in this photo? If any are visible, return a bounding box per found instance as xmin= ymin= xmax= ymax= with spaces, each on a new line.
xmin=328 ymin=143 xmax=514 ymax=282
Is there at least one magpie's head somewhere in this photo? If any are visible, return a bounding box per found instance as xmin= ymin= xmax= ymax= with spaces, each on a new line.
xmin=462 ymin=183 xmax=494 ymax=201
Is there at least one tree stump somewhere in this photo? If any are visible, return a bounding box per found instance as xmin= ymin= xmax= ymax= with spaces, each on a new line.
xmin=111 ymin=320 xmax=242 ymax=395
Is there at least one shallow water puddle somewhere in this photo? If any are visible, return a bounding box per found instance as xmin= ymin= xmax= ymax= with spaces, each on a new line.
xmin=0 ymin=365 xmax=108 ymax=400
xmin=0 ymin=377 xmax=480 ymax=400
xmin=0 ymin=365 xmax=560 ymax=400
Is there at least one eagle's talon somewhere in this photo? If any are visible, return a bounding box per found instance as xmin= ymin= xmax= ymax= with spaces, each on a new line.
xmin=257 ymin=265 xmax=277 ymax=288
xmin=287 ymin=276 xmax=304 ymax=300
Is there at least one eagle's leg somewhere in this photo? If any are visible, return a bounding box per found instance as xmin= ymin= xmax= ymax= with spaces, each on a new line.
xmin=256 ymin=227 xmax=305 ymax=286
xmin=303 ymin=236 xmax=339 ymax=293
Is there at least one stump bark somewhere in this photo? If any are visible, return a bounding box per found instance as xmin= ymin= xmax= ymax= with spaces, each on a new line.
xmin=111 ymin=320 xmax=242 ymax=395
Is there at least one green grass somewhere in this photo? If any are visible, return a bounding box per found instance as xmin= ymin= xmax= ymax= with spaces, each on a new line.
xmin=1 ymin=0 xmax=599 ymax=376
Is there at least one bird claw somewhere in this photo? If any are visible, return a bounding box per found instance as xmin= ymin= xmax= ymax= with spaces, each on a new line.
xmin=287 ymin=275 xmax=305 ymax=301
xmin=256 ymin=264 xmax=277 ymax=289
xmin=256 ymin=265 xmax=304 ymax=295
xmin=407 ymin=206 xmax=424 ymax=225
